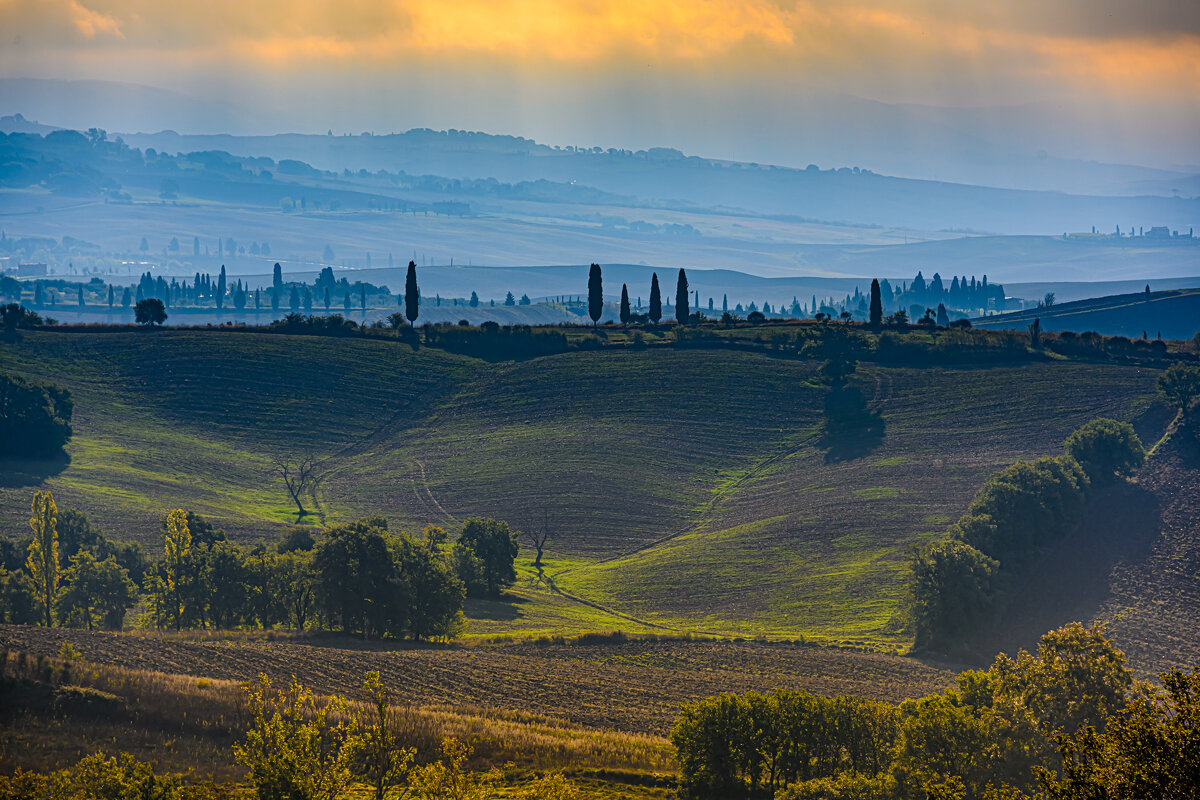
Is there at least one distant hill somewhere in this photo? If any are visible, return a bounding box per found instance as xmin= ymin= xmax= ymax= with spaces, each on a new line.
xmin=114 ymin=127 xmax=1200 ymax=235
xmin=972 ymin=288 xmax=1200 ymax=340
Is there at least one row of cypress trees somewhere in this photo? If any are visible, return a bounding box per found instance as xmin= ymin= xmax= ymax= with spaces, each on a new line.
xmin=588 ymin=263 xmax=691 ymax=325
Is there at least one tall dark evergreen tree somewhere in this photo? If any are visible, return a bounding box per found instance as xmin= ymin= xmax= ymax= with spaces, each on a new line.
xmin=405 ymin=261 xmax=419 ymax=323
xmin=649 ymin=273 xmax=662 ymax=323
xmin=360 ymin=284 xmax=366 ymax=312
xmin=869 ymin=279 xmax=883 ymax=327
xmin=272 ymin=263 xmax=283 ymax=293
xmin=216 ymin=265 xmax=227 ymax=310
xmin=619 ymin=284 xmax=631 ymax=324
xmin=675 ymin=268 xmax=689 ymax=324
xmin=587 ymin=263 xmax=603 ymax=325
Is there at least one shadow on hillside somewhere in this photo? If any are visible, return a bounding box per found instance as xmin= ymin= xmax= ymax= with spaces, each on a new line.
xmin=818 ymin=385 xmax=885 ymax=463
xmin=0 ymin=452 xmax=70 ymax=488
xmin=964 ymin=479 xmax=1161 ymax=660
xmin=464 ymin=592 xmax=528 ymax=623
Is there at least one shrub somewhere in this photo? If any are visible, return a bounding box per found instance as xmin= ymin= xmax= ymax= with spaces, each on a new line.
xmin=908 ymin=540 xmax=999 ymax=649
xmin=0 ymin=373 xmax=73 ymax=458
xmin=1064 ymin=418 xmax=1145 ymax=486
xmin=234 ymin=674 xmax=361 ymax=800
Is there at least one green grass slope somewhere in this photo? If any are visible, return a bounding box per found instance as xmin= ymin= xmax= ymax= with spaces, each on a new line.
xmin=0 ymin=330 xmax=1167 ymax=647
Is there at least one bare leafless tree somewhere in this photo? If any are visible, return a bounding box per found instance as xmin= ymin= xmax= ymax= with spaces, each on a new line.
xmin=522 ymin=507 xmax=556 ymax=568
xmin=273 ymin=453 xmax=320 ymax=517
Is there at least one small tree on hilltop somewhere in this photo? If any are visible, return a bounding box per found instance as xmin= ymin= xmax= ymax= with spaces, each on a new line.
xmin=675 ymin=268 xmax=689 ymax=324
xmin=588 ymin=263 xmax=603 ymax=325
xmin=869 ymin=279 xmax=882 ymax=328
xmin=134 ymin=298 xmax=167 ymax=326
xmin=649 ymin=273 xmax=662 ymax=323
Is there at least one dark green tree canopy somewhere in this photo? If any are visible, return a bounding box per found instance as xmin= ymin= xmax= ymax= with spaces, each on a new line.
xmin=0 ymin=373 xmax=73 ymax=457
xmin=869 ymin=278 xmax=883 ymax=327
xmin=455 ymin=517 xmax=518 ymax=597
xmin=675 ymin=268 xmax=689 ymax=324
xmin=587 ymin=263 xmax=603 ymax=325
xmin=405 ymin=261 xmax=419 ymax=323
xmin=134 ymin=298 xmax=167 ymax=326
xmin=649 ymin=273 xmax=662 ymax=323
xmin=1158 ymin=364 xmax=1200 ymax=418
xmin=1065 ymin=418 xmax=1145 ymax=485
xmin=619 ymin=283 xmax=631 ymax=325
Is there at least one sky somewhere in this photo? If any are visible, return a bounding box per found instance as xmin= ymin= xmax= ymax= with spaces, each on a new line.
xmin=2 ymin=0 xmax=1199 ymax=172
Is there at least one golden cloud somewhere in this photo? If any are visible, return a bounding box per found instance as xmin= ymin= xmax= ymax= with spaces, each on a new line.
xmin=2 ymin=0 xmax=1198 ymax=102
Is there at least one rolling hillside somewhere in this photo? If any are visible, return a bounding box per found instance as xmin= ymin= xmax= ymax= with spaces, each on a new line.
xmin=0 ymin=329 xmax=1169 ymax=648
xmin=973 ymin=288 xmax=1200 ymax=340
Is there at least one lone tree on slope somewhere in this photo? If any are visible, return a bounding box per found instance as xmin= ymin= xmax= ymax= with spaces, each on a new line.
xmin=675 ymin=268 xmax=690 ymax=324
xmin=274 ymin=453 xmax=321 ymax=517
xmin=405 ymin=261 xmax=419 ymax=324
xmin=588 ymin=263 xmax=603 ymax=325
xmin=649 ymin=273 xmax=662 ymax=323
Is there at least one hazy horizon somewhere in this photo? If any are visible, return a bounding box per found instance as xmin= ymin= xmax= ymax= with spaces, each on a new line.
xmin=2 ymin=1 xmax=1199 ymax=184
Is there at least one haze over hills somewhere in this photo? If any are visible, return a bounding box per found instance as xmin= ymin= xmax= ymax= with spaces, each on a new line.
xmin=4 ymin=78 xmax=1199 ymax=197
xmin=1 ymin=113 xmax=1198 ymax=299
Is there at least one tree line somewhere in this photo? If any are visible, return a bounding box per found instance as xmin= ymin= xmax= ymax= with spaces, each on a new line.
xmin=674 ymin=622 xmax=1198 ymax=799
xmin=908 ymin=417 xmax=1146 ymax=650
xmin=1 ymin=490 xmax=520 ymax=640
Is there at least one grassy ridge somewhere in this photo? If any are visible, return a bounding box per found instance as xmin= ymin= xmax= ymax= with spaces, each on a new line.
xmin=0 ymin=330 xmax=1167 ymax=645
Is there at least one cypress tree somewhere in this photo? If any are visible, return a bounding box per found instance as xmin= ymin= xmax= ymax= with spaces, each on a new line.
xmin=722 ymin=294 xmax=728 ymax=312
xmin=324 ymin=286 xmax=331 ymax=310
xmin=619 ymin=284 xmax=631 ymax=324
xmin=649 ymin=273 xmax=662 ymax=323
xmin=937 ymin=303 xmax=949 ymax=327
xmin=869 ymin=278 xmax=883 ymax=327
xmin=273 ymin=263 xmax=283 ymax=293
xmin=405 ymin=261 xmax=419 ymax=323
xmin=107 ymin=285 xmax=114 ymax=308
xmin=216 ymin=265 xmax=227 ymax=310
xmin=587 ymin=263 xmax=603 ymax=325
xmin=360 ymin=284 xmax=366 ymax=311
xmin=675 ymin=268 xmax=689 ymax=324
